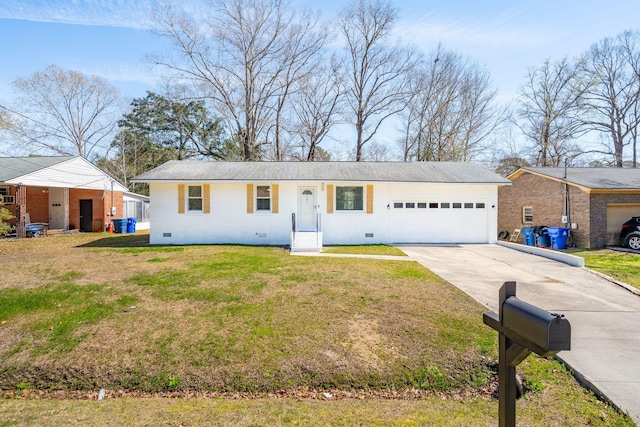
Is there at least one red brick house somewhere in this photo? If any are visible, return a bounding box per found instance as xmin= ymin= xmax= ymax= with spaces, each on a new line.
xmin=0 ymin=156 xmax=128 ymax=236
xmin=498 ymin=167 xmax=640 ymax=248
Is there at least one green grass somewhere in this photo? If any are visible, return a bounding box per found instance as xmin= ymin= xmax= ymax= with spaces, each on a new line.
xmin=0 ymin=233 xmax=635 ymax=426
xmin=569 ymin=248 xmax=640 ymax=289
xmin=1 ymin=281 xmax=138 ymax=356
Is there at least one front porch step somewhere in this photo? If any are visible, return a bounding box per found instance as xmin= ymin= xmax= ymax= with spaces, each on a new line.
xmin=290 ymin=232 xmax=323 ymax=252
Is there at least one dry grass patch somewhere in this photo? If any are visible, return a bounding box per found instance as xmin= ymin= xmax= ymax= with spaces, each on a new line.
xmin=0 ymin=232 xmax=634 ymax=425
xmin=0 ymin=232 xmax=492 ymax=393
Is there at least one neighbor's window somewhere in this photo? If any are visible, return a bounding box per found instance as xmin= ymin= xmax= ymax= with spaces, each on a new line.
xmin=523 ymin=206 xmax=533 ymax=223
xmin=124 ymin=200 xmax=150 ymax=222
xmin=0 ymin=186 xmax=9 ymax=196
xmin=256 ymin=185 xmax=271 ymax=211
xmin=188 ymin=185 xmax=203 ymax=211
xmin=336 ymin=186 xmax=363 ymax=211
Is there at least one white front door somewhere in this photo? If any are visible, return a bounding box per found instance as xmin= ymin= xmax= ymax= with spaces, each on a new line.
xmin=297 ymin=187 xmax=317 ymax=231
xmin=48 ymin=187 xmax=68 ymax=230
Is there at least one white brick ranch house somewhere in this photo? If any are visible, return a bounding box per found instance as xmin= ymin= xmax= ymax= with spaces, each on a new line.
xmin=132 ymin=161 xmax=510 ymax=250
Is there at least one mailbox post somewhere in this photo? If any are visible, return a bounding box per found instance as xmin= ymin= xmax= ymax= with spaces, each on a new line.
xmin=483 ymin=281 xmax=571 ymax=427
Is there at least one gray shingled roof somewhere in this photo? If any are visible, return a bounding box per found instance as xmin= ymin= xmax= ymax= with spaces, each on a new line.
xmin=0 ymin=156 xmax=74 ymax=182
xmin=523 ymin=167 xmax=640 ymax=189
xmin=132 ymin=161 xmax=510 ymax=184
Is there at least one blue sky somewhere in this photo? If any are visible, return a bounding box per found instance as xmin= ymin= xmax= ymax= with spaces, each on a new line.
xmin=0 ymin=0 xmax=639 ymax=107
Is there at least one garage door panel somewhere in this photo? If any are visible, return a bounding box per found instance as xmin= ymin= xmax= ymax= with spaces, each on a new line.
xmin=607 ymin=204 xmax=640 ymax=245
xmin=389 ymin=201 xmax=488 ymax=243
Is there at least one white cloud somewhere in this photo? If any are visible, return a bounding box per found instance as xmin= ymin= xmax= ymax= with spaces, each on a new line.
xmin=0 ymin=0 xmax=158 ymax=29
xmin=395 ymin=10 xmax=564 ymax=52
xmin=81 ymin=63 xmax=163 ymax=86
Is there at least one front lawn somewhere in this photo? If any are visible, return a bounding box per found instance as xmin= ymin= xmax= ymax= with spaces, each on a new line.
xmin=0 ymin=233 xmax=633 ymax=426
xmin=569 ymin=248 xmax=640 ymax=289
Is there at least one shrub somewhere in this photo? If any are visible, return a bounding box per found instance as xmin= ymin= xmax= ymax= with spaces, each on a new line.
xmin=0 ymin=201 xmax=14 ymax=237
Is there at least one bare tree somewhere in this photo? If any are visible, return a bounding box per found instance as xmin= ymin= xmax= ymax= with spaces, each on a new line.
xmin=338 ymin=0 xmax=417 ymax=161
xmin=400 ymin=46 xmax=504 ymax=162
xmin=583 ymin=30 xmax=640 ymax=167
xmin=290 ymin=58 xmax=344 ymax=161
xmin=270 ymin=10 xmax=330 ymax=160
xmin=152 ymin=0 xmax=327 ymax=161
xmin=4 ymin=64 xmax=120 ymax=159
xmin=517 ymin=56 xmax=590 ymax=166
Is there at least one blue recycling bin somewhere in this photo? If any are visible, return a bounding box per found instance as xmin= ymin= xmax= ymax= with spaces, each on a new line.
xmin=537 ymin=233 xmax=550 ymax=247
xmin=126 ymin=217 xmax=137 ymax=233
xmin=547 ymin=227 xmax=570 ymax=250
xmin=534 ymin=226 xmax=550 ymax=247
xmin=112 ymin=218 xmax=127 ymax=234
xmin=521 ymin=227 xmax=535 ymax=246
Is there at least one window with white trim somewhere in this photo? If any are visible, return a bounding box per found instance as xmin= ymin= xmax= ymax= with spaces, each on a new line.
xmin=187 ymin=185 xmax=203 ymax=212
xmin=256 ymin=185 xmax=271 ymax=211
xmin=523 ymin=206 xmax=533 ymax=223
xmin=336 ymin=186 xmax=363 ymax=211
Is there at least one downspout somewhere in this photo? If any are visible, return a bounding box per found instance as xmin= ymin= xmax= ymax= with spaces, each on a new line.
xmin=111 ymin=180 xmax=115 ymax=216
xmin=563 ymin=160 xmax=570 ymax=224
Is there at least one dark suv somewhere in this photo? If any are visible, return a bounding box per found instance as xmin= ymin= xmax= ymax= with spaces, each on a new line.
xmin=620 ymin=217 xmax=640 ymax=250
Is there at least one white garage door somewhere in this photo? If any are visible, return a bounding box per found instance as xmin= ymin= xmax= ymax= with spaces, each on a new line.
xmin=389 ymin=200 xmax=489 ymax=243
xmin=607 ymin=203 xmax=640 ymax=245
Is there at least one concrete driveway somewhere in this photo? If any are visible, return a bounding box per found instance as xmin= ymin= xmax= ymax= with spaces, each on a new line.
xmin=400 ymin=244 xmax=640 ymax=424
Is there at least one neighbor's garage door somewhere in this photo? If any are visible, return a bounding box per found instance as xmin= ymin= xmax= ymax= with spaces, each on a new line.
xmin=389 ymin=200 xmax=489 ymax=243
xmin=607 ymin=203 xmax=640 ymax=245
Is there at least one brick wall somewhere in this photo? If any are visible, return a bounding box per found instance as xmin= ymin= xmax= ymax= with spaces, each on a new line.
xmin=3 ymin=186 xmax=49 ymax=226
xmin=69 ymin=189 xmax=123 ymax=232
xmin=498 ymin=172 xmax=591 ymax=248
xmin=26 ymin=187 xmax=50 ymax=223
xmin=3 ymin=186 xmax=123 ymax=233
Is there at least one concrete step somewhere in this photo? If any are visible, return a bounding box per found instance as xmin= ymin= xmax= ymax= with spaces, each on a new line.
xmin=291 ymin=232 xmax=323 ymax=252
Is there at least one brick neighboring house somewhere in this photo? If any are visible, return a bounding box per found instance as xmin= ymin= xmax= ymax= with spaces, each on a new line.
xmin=0 ymin=156 xmax=128 ymax=236
xmin=498 ymin=167 xmax=640 ymax=248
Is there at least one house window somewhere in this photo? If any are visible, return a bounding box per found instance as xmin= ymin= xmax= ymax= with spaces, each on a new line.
xmin=336 ymin=186 xmax=363 ymax=211
xmin=429 ymin=203 xmax=438 ymax=209
xmin=476 ymin=203 xmax=485 ymax=209
xmin=405 ymin=202 xmax=415 ymax=208
xmin=441 ymin=203 xmax=450 ymax=208
xmin=417 ymin=202 xmax=427 ymax=209
xmin=188 ymin=185 xmax=203 ymax=211
xmin=523 ymin=206 xmax=533 ymax=223
xmin=256 ymin=185 xmax=271 ymax=211
xmin=125 ymin=200 xmax=150 ymax=222
xmin=394 ymin=202 xmax=403 ymax=208
xmin=0 ymin=186 xmax=14 ymax=205
xmin=464 ymin=203 xmax=474 ymax=209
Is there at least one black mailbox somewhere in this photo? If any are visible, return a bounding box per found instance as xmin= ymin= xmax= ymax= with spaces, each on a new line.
xmin=483 ymin=281 xmax=571 ymax=427
xmin=502 ymin=297 xmax=571 ymax=357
